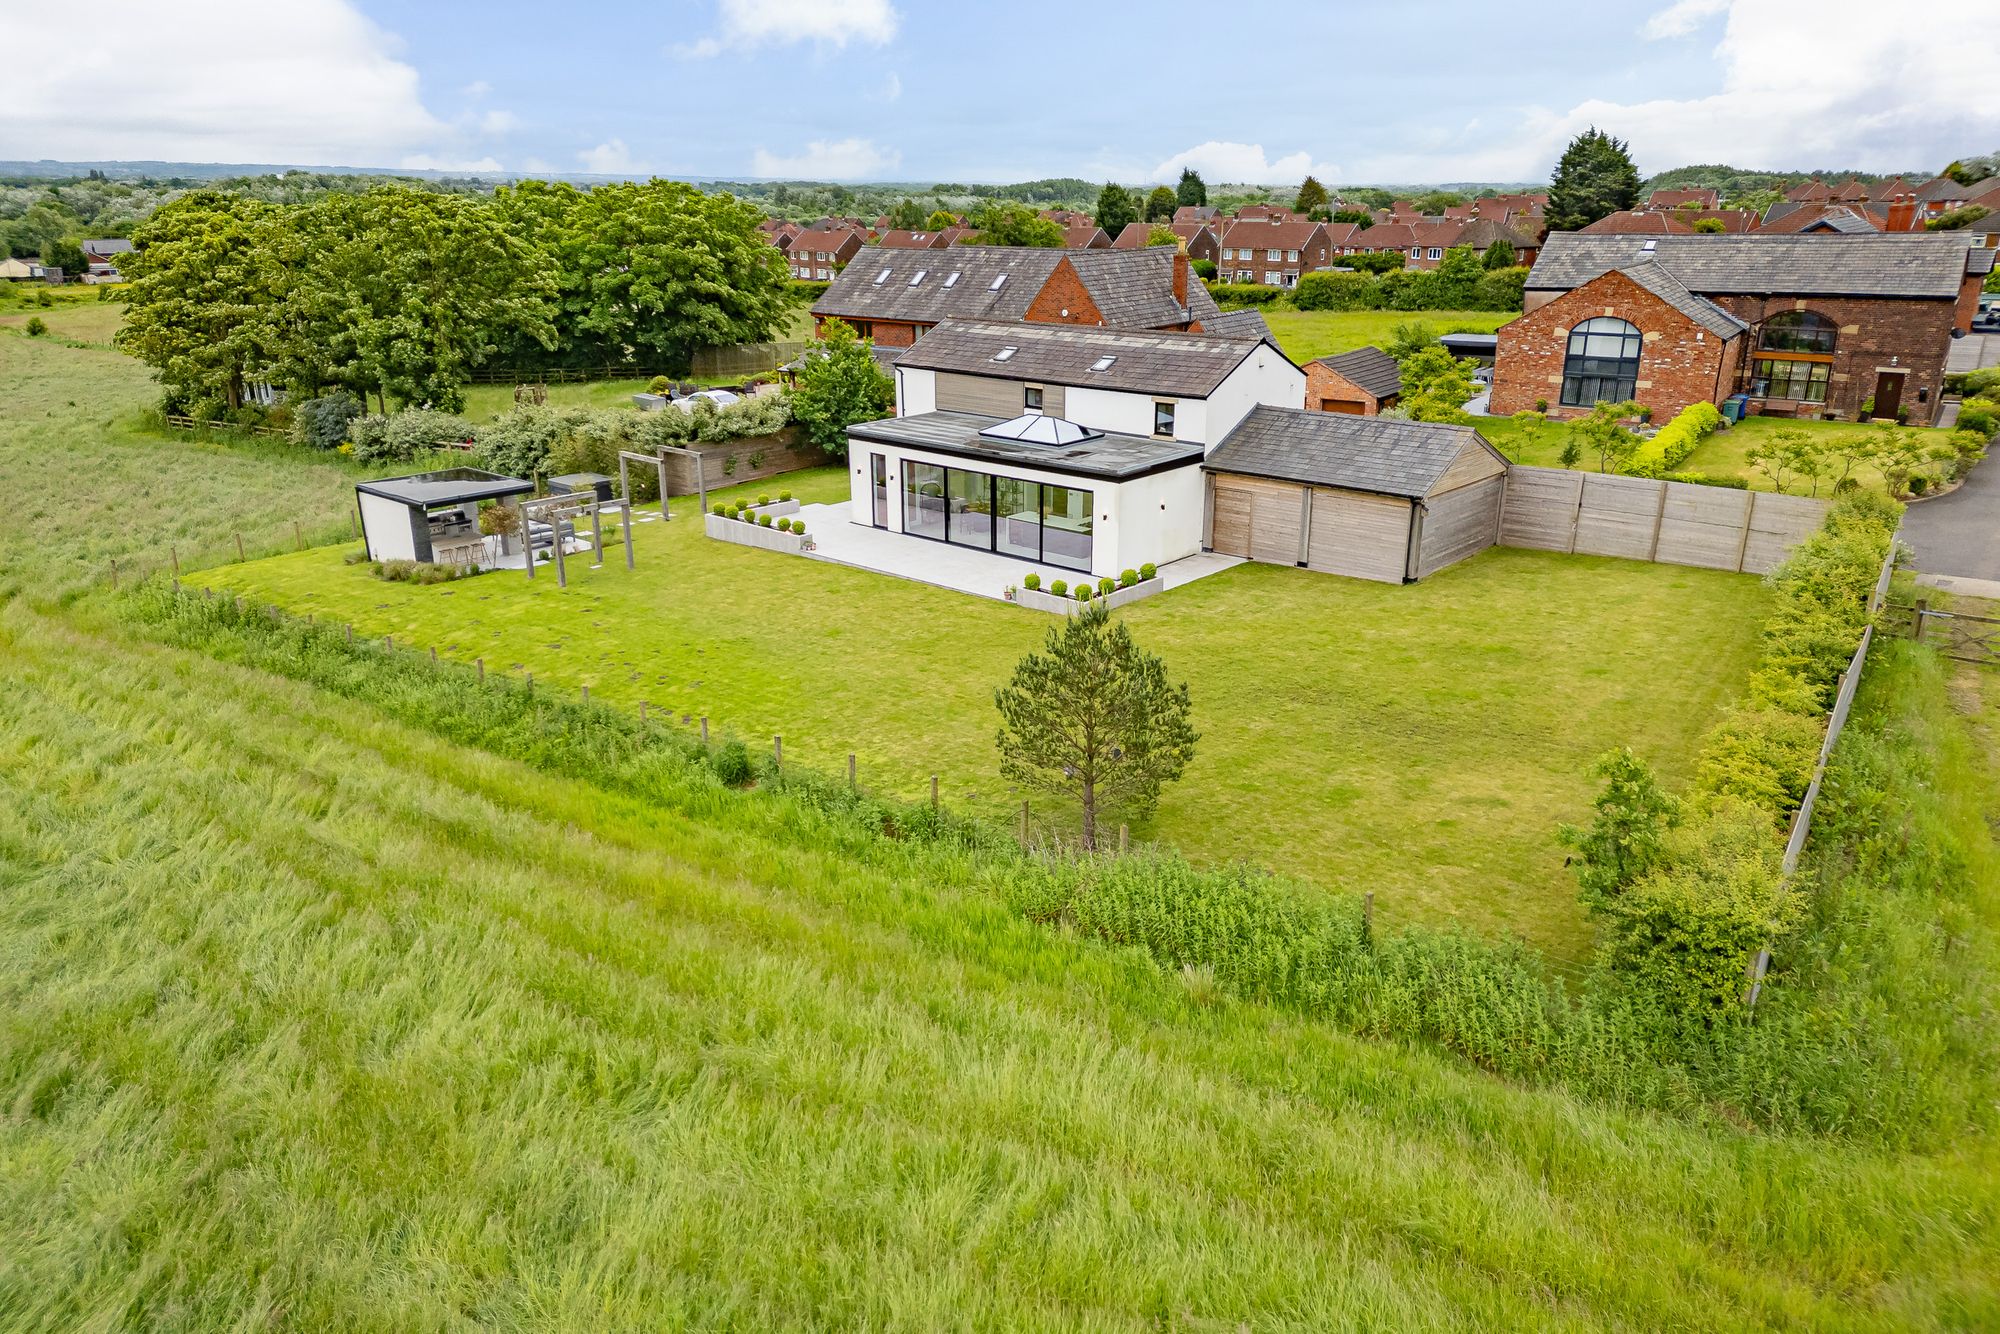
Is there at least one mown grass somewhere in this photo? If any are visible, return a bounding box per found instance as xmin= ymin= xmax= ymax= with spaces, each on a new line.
xmin=195 ymin=469 xmax=1771 ymax=958
xmin=1262 ymin=308 xmax=1513 ymax=362
xmin=3 ymin=598 xmax=1997 ymax=1328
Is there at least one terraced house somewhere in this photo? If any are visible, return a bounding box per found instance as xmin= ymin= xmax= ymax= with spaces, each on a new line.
xmin=1216 ymin=216 xmax=1334 ymax=287
xmin=1491 ymin=232 xmax=1993 ymax=425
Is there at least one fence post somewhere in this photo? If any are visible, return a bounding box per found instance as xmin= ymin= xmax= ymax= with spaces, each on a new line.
xmin=1363 ymin=891 xmax=1375 ymax=943
xmin=773 ymin=734 xmax=782 ymax=768
xmin=1118 ymin=824 xmax=1128 ymax=855
xmin=930 ymin=775 xmax=939 ymax=811
xmin=293 ymin=520 xmax=303 ymax=552
xmin=525 ymin=671 xmax=532 ymax=691
xmin=848 ymin=753 xmax=856 ymax=790
xmin=235 ymin=532 xmax=245 ymax=562
xmin=581 ymin=684 xmax=590 ymax=705
xmin=640 ymin=700 xmax=648 ymax=721
xmin=476 ymin=657 xmax=484 ymax=682
xmin=170 ymin=545 xmax=180 ymax=577
xmin=345 ymin=623 xmax=353 ymax=644
xmin=385 ymin=635 xmax=393 ymax=651
xmin=430 ymin=646 xmax=438 ymax=664
xmin=1020 ymin=800 xmax=1029 ymax=845
xmin=1743 ymin=948 xmax=1772 ymax=1014
xmin=700 ymin=716 xmax=709 ymax=745
xmin=108 ymin=558 xmax=118 ymax=589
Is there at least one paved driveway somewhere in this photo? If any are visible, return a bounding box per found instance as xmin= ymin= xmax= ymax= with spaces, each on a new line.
xmin=1947 ymin=332 xmax=2000 ymax=375
xmin=1902 ymin=452 xmax=2000 ymax=581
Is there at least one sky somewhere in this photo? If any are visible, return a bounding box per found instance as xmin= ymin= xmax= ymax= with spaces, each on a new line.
xmin=3 ymin=0 xmax=1998 ymax=186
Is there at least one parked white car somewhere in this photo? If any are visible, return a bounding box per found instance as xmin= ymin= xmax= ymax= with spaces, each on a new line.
xmin=673 ymin=389 xmax=740 ymax=411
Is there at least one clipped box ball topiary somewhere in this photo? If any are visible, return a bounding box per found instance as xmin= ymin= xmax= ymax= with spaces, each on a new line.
xmin=712 ymin=503 xmax=726 ymax=517
xmin=1049 ymin=579 xmax=1068 ymax=597
xmin=1098 ymin=577 xmax=1115 ymax=596
xmin=1118 ymin=569 xmax=1138 ymax=587
xmin=758 ymin=513 xmax=773 ymax=527
xmin=1076 ymin=585 xmax=1093 ymax=602
xmin=779 ymin=491 xmax=793 ymax=502
xmin=757 ymin=494 xmax=771 ymax=506
xmin=1022 ymin=573 xmax=1041 ymax=590
xmin=1139 ymin=562 xmax=1156 ymax=580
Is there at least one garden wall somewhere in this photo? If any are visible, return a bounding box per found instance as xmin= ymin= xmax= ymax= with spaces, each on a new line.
xmin=665 ymin=426 xmax=823 ymax=495
xmin=1497 ymin=466 xmax=1826 ymax=575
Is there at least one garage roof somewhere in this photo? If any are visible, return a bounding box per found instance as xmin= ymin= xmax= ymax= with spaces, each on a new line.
xmin=1206 ymin=407 xmax=1499 ymax=499
xmin=1310 ymin=346 xmax=1404 ymax=400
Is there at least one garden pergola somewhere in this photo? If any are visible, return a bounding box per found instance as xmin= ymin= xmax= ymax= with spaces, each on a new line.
xmin=520 ymin=489 xmax=634 ymax=587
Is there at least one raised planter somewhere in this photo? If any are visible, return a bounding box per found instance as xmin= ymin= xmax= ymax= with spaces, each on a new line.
xmin=742 ymin=498 xmax=801 ymax=519
xmin=632 ymin=393 xmax=669 ymax=411
xmin=1012 ymin=576 xmax=1164 ymax=616
xmin=705 ymin=511 xmax=808 ymax=554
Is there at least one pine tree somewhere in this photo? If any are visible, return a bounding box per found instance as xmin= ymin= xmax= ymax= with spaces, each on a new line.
xmin=994 ymin=602 xmax=1197 ymax=850
xmin=1295 ymin=175 xmax=1330 ymax=216
xmin=1094 ymin=182 xmax=1139 ymax=237
xmin=1176 ymin=168 xmax=1208 ymax=209
xmin=1546 ymin=128 xmax=1642 ymax=231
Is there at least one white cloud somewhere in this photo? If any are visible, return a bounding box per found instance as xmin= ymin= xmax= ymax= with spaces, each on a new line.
xmin=578 ymin=139 xmax=639 ymax=174
xmin=675 ymin=0 xmax=897 ymax=56
xmin=399 ymin=154 xmax=505 ymax=174
xmin=1640 ymin=0 xmax=1728 ymax=38
xmin=479 ymin=109 xmax=519 ymax=135
xmin=1150 ymin=141 xmax=1339 ymax=186
xmin=751 ymin=137 xmax=900 ymax=179
xmin=461 ymin=79 xmax=493 ymax=98
xmin=0 ymin=0 xmax=447 ymax=164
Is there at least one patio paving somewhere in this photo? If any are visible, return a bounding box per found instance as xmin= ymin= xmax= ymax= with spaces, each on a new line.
xmin=796 ymin=501 xmax=1243 ymax=602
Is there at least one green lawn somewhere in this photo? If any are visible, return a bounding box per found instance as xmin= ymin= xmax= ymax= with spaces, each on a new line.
xmin=199 ymin=470 xmax=1771 ymax=957
xmin=5 ymin=601 xmax=1994 ymax=1328
xmin=1262 ymin=308 xmax=1513 ymax=362
xmin=1472 ymin=411 xmax=1936 ymax=495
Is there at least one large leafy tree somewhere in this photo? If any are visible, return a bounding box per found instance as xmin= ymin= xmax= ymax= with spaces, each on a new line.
xmin=1176 ymin=168 xmax=1208 ymax=209
xmin=789 ymin=319 xmax=893 ymax=456
xmin=1295 ymin=175 xmax=1330 ymax=215
xmin=117 ymin=192 xmax=280 ymax=412
xmin=1547 ymin=128 xmax=1641 ymax=231
xmin=888 ymin=197 xmax=927 ymax=229
xmin=1397 ymin=345 xmax=1478 ymax=423
xmin=965 ymin=204 xmax=1066 ymax=247
xmin=1094 ymin=182 xmax=1139 ymax=237
xmin=994 ymin=601 xmax=1197 ymax=851
xmin=1143 ymin=185 xmax=1177 ymax=223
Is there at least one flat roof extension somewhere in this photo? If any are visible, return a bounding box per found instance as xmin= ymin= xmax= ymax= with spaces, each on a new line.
xmin=355 ymin=467 xmax=534 ymax=507
xmin=848 ymin=410 xmax=1204 ymax=481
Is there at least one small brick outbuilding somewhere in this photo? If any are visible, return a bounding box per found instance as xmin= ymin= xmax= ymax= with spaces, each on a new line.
xmin=1303 ymin=345 xmax=1405 ymax=415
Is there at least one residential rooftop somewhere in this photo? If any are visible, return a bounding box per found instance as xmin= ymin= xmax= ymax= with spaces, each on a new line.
xmin=847 ymin=409 xmax=1204 ymax=481
xmin=1528 ymin=232 xmax=1994 ymax=299
xmin=893 ymin=318 xmax=1274 ymax=397
xmin=1205 ymin=407 xmax=1500 ymax=499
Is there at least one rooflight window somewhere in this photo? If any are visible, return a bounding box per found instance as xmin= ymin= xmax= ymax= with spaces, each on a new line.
xmin=909 ymin=269 xmax=928 ymax=285
xmin=943 ymin=271 xmax=960 ymax=288
xmin=993 ymin=346 xmax=1017 ymax=362
xmin=989 ymin=273 xmax=1008 ymax=291
xmin=873 ymin=268 xmax=891 ymax=285
xmin=1090 ymin=355 xmax=1117 ymax=372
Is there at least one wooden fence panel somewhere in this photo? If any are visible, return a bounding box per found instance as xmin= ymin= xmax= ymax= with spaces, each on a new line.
xmin=1654 ymin=485 xmax=1753 ymax=570
xmin=1496 ymin=465 xmax=1582 ymax=551
xmin=1739 ymin=491 xmax=1830 ymax=575
xmin=1572 ymin=474 xmax=1662 ymax=560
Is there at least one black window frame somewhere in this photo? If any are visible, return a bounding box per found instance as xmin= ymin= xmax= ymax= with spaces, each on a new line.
xmin=1560 ymin=316 xmax=1643 ymax=408
xmin=1153 ymin=400 xmax=1175 ymax=438
xmin=898 ymin=456 xmax=1092 ymax=573
xmin=1757 ymin=310 xmax=1837 ymax=355
xmin=1023 ymin=384 xmax=1043 ymax=413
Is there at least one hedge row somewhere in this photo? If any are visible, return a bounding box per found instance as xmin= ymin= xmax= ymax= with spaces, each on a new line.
xmin=1625 ymin=401 xmax=1723 ymax=478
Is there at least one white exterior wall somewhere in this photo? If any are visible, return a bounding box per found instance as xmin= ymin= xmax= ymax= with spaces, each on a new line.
xmin=1202 ymin=344 xmax=1306 ymax=449
xmin=894 ymin=366 xmax=936 ymax=418
xmin=358 ymin=492 xmax=417 ymax=561
xmin=845 ymin=441 xmax=1201 ymax=579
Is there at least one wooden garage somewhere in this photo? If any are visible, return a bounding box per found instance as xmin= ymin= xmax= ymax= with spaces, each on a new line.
xmin=1203 ymin=406 xmax=1508 ymax=583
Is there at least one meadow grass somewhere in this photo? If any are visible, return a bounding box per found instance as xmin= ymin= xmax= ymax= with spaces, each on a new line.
xmin=194 ymin=469 xmax=1771 ymax=957
xmin=3 ymin=598 xmax=1997 ymax=1329
xmin=1261 ymin=308 xmax=1514 ymax=362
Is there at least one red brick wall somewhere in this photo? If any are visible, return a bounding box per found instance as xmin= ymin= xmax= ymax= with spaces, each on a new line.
xmin=1024 ymin=257 xmax=1105 ymax=325
xmin=1489 ymin=270 xmax=1734 ymax=421
xmin=1706 ymin=292 xmax=1956 ymax=423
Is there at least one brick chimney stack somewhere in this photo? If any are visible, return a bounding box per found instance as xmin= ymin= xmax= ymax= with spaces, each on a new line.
xmin=1171 ymin=250 xmax=1188 ymax=307
xmin=1886 ymin=193 xmax=1918 ymax=232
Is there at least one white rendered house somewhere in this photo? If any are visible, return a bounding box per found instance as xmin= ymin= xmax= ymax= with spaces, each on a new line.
xmin=845 ymin=320 xmax=1305 ymax=579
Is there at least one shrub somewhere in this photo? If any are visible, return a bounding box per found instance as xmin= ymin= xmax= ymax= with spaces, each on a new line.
xmin=1660 ymin=470 xmax=1747 ymax=489
xmin=757 ymin=493 xmax=771 ymax=506
xmin=758 ymin=513 xmax=773 ymax=527
xmin=1908 ymin=474 xmax=1928 ymax=495
xmin=1049 ymin=580 xmax=1067 ymax=597
xmin=1098 ymin=577 xmax=1116 ymax=595
xmin=1076 ymin=585 xmax=1093 ymax=602
xmin=1954 ymin=401 xmax=1998 ymax=440
xmin=1139 ymin=562 xmax=1156 ymax=581
xmin=291 ymin=390 xmax=364 ymax=451
xmin=708 ymin=738 xmax=754 ymax=786
xmin=1625 ymin=401 xmax=1722 ymax=477
xmin=372 ymin=559 xmax=480 ymax=586
xmin=712 ymin=503 xmax=727 ymax=517
xmin=793 ymin=526 xmax=806 ymax=540
xmin=383 ymin=408 xmax=473 ymax=461
xmin=1022 ymin=573 xmax=1041 ymax=590
xmin=24 ymin=316 xmax=47 ymax=336
xmin=1118 ymin=569 xmax=1138 ymax=587
xmin=779 ymin=491 xmax=793 ymax=502
xmin=647 ymin=375 xmax=672 ymax=394
xmin=1204 ymin=282 xmax=1286 ymax=307
xmin=1292 ymin=270 xmax=1380 ymax=312
xmin=1191 ymin=258 xmax=1216 ymax=281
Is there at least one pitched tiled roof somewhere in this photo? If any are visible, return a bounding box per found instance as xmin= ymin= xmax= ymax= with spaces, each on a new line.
xmin=1218 ymin=217 xmax=1326 ymax=251
xmin=1062 ymin=222 xmax=1111 ymax=249
xmin=1785 ymin=180 xmax=1832 ymax=203
xmin=1112 ymin=221 xmax=1167 ymax=249
xmin=874 ymin=229 xmax=954 ymax=249
xmin=1202 ymin=308 xmax=1272 ymax=341
xmin=814 ymin=246 xmax=1215 ymax=332
xmin=1615 ymin=260 xmax=1749 ymax=337
xmin=1205 ymin=406 xmax=1495 ymax=499
xmin=894 ymin=318 xmax=1271 ymax=397
xmin=1577 ymin=210 xmax=1696 ymax=235
xmin=1647 ymin=188 xmax=1720 ymax=209
xmin=1914 ymin=175 xmax=1968 ymax=202
xmin=1173 ymin=205 xmax=1218 ymax=224
xmin=1311 ymin=346 xmax=1404 ymax=400
xmin=1527 ymin=232 xmax=1984 ymax=299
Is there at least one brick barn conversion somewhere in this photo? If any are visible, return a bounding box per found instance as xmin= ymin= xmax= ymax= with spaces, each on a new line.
xmin=1490 ymin=233 xmax=1995 ymax=426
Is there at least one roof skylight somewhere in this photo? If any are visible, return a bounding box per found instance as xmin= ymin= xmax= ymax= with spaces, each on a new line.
xmin=989 ymin=273 xmax=1008 ymax=291
xmin=993 ymin=346 xmax=1017 ymax=362
xmin=909 ymin=269 xmax=928 ymax=285
xmin=943 ymin=271 xmax=960 ymax=288
xmin=1090 ymin=355 xmax=1118 ymax=371
xmin=873 ymin=268 xmax=891 ymax=285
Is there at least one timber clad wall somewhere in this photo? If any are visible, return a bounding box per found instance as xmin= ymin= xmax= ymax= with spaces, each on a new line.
xmin=1497 ymin=464 xmax=1825 ymax=574
xmin=1307 ymin=489 xmax=1409 ymax=583
xmin=932 ymin=372 xmax=1062 ymax=418
xmin=1418 ymin=476 xmax=1506 ymax=577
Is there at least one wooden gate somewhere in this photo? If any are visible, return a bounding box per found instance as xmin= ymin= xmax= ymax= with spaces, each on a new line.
xmin=1893 ymin=601 xmax=2000 ymax=666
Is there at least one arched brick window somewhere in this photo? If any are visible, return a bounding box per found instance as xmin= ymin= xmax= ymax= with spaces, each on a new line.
xmin=1560 ymin=316 xmax=1641 ymax=407
xmin=1744 ymin=311 xmax=1836 ymax=402
xmin=1758 ymin=310 xmax=1837 ymax=354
